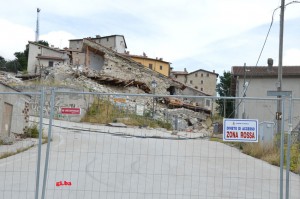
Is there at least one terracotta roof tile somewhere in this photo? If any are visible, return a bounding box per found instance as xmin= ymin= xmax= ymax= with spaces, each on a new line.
xmin=232 ymin=66 xmax=300 ymax=77
xmin=189 ymin=69 xmax=219 ymax=77
xmin=171 ymin=71 xmax=188 ymax=75
xmin=36 ymin=55 xmax=65 ymax=60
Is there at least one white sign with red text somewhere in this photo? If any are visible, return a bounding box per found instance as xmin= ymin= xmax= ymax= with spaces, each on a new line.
xmin=223 ymin=119 xmax=258 ymax=142
xmin=60 ymin=107 xmax=81 ymax=115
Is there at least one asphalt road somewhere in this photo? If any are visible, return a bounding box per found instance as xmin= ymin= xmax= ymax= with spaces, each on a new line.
xmin=0 ymin=119 xmax=299 ymax=199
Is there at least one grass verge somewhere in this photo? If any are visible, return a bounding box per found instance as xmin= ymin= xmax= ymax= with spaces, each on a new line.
xmin=0 ymin=124 xmax=49 ymax=159
xmin=0 ymin=145 xmax=34 ymax=159
xmin=81 ymin=98 xmax=172 ymax=130
xmin=210 ymin=136 xmax=300 ymax=174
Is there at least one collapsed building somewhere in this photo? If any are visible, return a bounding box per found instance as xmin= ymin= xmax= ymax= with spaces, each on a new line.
xmin=18 ymin=35 xmax=219 ymax=132
xmin=25 ymin=36 xmax=214 ymax=112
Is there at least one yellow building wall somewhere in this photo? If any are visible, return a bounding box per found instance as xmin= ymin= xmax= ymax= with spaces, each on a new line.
xmin=130 ymin=57 xmax=170 ymax=77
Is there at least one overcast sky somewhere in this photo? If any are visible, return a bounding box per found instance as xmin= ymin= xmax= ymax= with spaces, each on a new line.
xmin=1 ymin=0 xmax=300 ymax=76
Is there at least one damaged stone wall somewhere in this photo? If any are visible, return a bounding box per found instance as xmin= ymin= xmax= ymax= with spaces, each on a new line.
xmin=15 ymin=85 xmax=91 ymax=122
xmin=81 ymin=39 xmax=180 ymax=95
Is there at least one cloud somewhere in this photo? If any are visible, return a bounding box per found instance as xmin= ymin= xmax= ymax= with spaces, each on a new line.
xmin=0 ymin=19 xmax=34 ymax=60
xmin=40 ymin=31 xmax=76 ymax=49
xmin=0 ymin=19 xmax=75 ymax=60
xmin=1 ymin=0 xmax=300 ymax=74
xmin=283 ymin=48 xmax=300 ymax=65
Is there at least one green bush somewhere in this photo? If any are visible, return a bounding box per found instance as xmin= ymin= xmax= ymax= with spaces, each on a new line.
xmin=24 ymin=124 xmax=39 ymax=138
xmin=289 ymin=143 xmax=300 ymax=172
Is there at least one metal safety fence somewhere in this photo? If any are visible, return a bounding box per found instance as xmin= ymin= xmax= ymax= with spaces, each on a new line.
xmin=0 ymin=90 xmax=43 ymax=199
xmin=0 ymin=89 xmax=299 ymax=199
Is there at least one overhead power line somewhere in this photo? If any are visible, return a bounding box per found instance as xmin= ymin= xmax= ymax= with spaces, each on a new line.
xmin=227 ymin=1 xmax=300 ymax=118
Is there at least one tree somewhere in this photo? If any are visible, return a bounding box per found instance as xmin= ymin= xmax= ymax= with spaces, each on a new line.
xmin=14 ymin=51 xmax=27 ymax=71
xmin=216 ymin=71 xmax=234 ymax=118
xmin=0 ymin=56 xmax=6 ymax=67
xmin=4 ymin=59 xmax=20 ymax=73
xmin=37 ymin=40 xmax=49 ymax=47
xmin=0 ymin=56 xmax=5 ymax=62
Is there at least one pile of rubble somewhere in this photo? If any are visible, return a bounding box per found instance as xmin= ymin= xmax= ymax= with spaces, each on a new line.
xmin=0 ymin=65 xmax=213 ymax=135
xmin=0 ymin=72 xmax=24 ymax=86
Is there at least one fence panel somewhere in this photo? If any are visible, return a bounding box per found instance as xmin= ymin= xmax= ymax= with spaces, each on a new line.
xmin=40 ymin=92 xmax=300 ymax=199
xmin=289 ymin=98 xmax=300 ymax=199
xmin=0 ymin=90 xmax=43 ymax=199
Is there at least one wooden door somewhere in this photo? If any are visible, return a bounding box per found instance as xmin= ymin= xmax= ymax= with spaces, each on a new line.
xmin=1 ymin=103 xmax=13 ymax=137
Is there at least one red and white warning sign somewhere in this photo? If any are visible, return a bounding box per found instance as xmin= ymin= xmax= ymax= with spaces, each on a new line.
xmin=60 ymin=107 xmax=81 ymax=115
xmin=223 ymin=119 xmax=258 ymax=142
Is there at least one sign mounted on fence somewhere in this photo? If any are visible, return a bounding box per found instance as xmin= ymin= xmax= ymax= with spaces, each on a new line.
xmin=114 ymin=96 xmax=127 ymax=107
xmin=60 ymin=107 xmax=81 ymax=115
xmin=135 ymin=104 xmax=144 ymax=116
xmin=223 ymin=119 xmax=258 ymax=142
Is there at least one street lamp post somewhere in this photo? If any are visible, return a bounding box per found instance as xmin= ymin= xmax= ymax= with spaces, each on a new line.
xmin=151 ymin=80 xmax=157 ymax=118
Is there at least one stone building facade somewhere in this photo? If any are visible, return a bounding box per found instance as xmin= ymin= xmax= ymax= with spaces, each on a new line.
xmin=80 ymin=39 xmax=178 ymax=95
xmin=69 ymin=35 xmax=127 ymax=54
xmin=27 ymin=42 xmax=69 ymax=74
xmin=171 ymin=69 xmax=218 ymax=96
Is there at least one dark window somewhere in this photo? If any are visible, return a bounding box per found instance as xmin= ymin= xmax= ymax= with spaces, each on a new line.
xmin=190 ymin=80 xmax=193 ymax=84
xmin=149 ymin=64 xmax=153 ymax=69
xmin=195 ymin=86 xmax=198 ymax=89
xmin=206 ymin=99 xmax=211 ymax=107
xmin=160 ymin=65 xmax=163 ymax=70
xmin=49 ymin=61 xmax=54 ymax=67
xmin=195 ymin=73 xmax=198 ymax=77
xmin=201 ymin=88 xmax=203 ymax=91
xmin=107 ymin=38 xmax=109 ymax=41
xmin=175 ymin=75 xmax=177 ymax=78
xmin=201 ymin=73 xmax=203 ymax=77
xmin=207 ymin=73 xmax=209 ymax=77
xmin=201 ymin=80 xmax=203 ymax=84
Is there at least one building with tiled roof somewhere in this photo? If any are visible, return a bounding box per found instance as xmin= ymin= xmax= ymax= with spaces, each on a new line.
xmin=170 ymin=68 xmax=218 ymax=96
xmin=231 ymin=66 xmax=300 ymax=98
xmin=231 ymin=65 xmax=300 ymax=130
xmin=123 ymin=53 xmax=172 ymax=77
xmin=232 ymin=66 xmax=300 ymax=78
xmin=27 ymin=41 xmax=69 ymax=74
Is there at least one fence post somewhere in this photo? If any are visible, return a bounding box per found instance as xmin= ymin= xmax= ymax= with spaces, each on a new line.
xmin=223 ymin=98 xmax=226 ymax=118
xmin=174 ymin=115 xmax=178 ymax=131
xmin=41 ymin=88 xmax=56 ymax=199
xmin=286 ymin=96 xmax=293 ymax=199
xmin=279 ymin=96 xmax=285 ymax=199
xmin=35 ymin=87 xmax=45 ymax=199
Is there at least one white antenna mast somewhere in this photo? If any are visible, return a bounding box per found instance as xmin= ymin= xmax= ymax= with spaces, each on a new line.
xmin=35 ymin=8 xmax=41 ymax=42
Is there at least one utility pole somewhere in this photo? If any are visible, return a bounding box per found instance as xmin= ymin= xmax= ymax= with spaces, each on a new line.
xmin=278 ymin=2 xmax=285 ymax=199
xmin=277 ymin=0 xmax=285 ymax=135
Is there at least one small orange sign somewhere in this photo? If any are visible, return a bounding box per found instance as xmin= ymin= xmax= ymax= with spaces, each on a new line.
xmin=114 ymin=98 xmax=126 ymax=103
